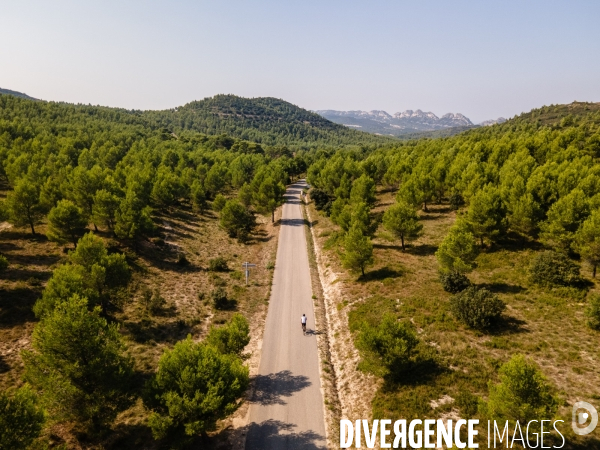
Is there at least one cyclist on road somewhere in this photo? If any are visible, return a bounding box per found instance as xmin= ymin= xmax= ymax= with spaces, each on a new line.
xmin=301 ymin=314 xmax=307 ymax=334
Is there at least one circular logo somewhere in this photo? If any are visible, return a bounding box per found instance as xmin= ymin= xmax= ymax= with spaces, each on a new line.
xmin=572 ymin=401 xmax=598 ymax=436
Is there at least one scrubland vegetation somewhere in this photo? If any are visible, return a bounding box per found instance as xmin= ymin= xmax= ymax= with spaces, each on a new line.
xmin=0 ymin=94 xmax=300 ymax=448
xmin=307 ymin=102 xmax=600 ymax=448
xmin=1 ymin=91 xmax=600 ymax=448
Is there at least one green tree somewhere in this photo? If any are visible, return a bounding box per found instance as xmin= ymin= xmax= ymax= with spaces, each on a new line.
xmin=190 ymin=179 xmax=207 ymax=213
xmin=206 ymin=313 xmax=250 ymax=357
xmin=220 ymin=200 xmax=255 ymax=242
xmin=508 ymin=193 xmax=542 ymax=236
xmin=204 ymin=163 xmax=229 ymax=198
xmin=382 ymin=201 xmax=423 ymax=250
xmin=34 ymin=233 xmax=130 ymax=316
xmin=70 ymin=165 xmax=105 ymax=230
xmin=575 ymin=209 xmax=600 ymax=277
xmin=465 ymin=184 xmax=507 ymax=247
xmin=151 ymin=166 xmax=183 ymax=208
xmin=350 ymin=174 xmax=376 ymax=207
xmin=23 ymin=295 xmax=133 ymax=429
xmin=212 ymin=193 xmax=227 ymax=212
xmin=92 ymin=189 xmax=120 ymax=231
xmin=333 ymin=202 xmax=371 ymax=234
xmin=5 ymin=178 xmax=44 ymax=234
xmin=254 ymin=176 xmax=285 ymax=223
xmin=479 ymin=354 xmax=557 ymax=424
xmin=69 ymin=232 xmax=130 ymax=312
xmin=114 ymin=187 xmax=154 ymax=240
xmin=47 ymin=199 xmax=88 ymax=246
xmin=342 ymin=224 xmax=374 ymax=276
xmin=357 ymin=313 xmax=418 ymax=375
xmin=237 ymin=182 xmax=253 ymax=208
xmin=540 ymin=188 xmax=589 ymax=251
xmin=436 ymin=223 xmax=479 ymax=273
xmin=34 ymin=264 xmax=95 ymax=318
xmin=0 ymin=385 xmax=45 ymax=450
xmin=146 ymin=337 xmax=249 ymax=440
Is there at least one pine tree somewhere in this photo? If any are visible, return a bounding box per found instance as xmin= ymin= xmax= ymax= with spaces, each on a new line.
xmin=350 ymin=174 xmax=376 ymax=207
xmin=92 ymin=189 xmax=120 ymax=231
xmin=146 ymin=336 xmax=249 ymax=440
xmin=576 ymin=209 xmax=600 ymax=277
xmin=436 ymin=223 xmax=479 ymax=273
xmin=342 ymin=224 xmax=374 ymax=276
xmin=23 ymin=295 xmax=133 ymax=429
xmin=254 ymin=177 xmax=285 ymax=223
xmin=6 ymin=178 xmax=44 ymax=234
xmin=465 ymin=184 xmax=507 ymax=246
xmin=0 ymin=385 xmax=45 ymax=450
xmin=47 ymin=199 xmax=88 ymax=246
xmin=382 ymin=201 xmax=423 ymax=250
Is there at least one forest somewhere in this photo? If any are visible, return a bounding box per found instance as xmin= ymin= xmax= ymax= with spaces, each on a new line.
xmin=305 ymin=101 xmax=600 ymax=448
xmin=0 ymin=91 xmax=600 ymax=448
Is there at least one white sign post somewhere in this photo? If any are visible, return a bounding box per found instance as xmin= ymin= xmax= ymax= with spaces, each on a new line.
xmin=242 ymin=262 xmax=257 ymax=286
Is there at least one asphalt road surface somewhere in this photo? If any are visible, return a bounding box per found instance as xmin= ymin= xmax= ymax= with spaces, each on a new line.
xmin=245 ymin=181 xmax=327 ymax=450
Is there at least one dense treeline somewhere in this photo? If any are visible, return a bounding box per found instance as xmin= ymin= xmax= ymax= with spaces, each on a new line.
xmin=308 ymin=102 xmax=600 ymax=279
xmin=0 ymin=93 xmax=309 ymax=446
xmin=0 ymin=93 xmax=311 ymax=247
xmin=306 ymin=102 xmax=600 ymax=443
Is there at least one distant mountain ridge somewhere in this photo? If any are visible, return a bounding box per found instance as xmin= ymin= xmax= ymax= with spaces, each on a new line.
xmin=0 ymin=88 xmax=38 ymax=101
xmin=480 ymin=117 xmax=507 ymax=126
xmin=316 ymin=108 xmax=474 ymax=136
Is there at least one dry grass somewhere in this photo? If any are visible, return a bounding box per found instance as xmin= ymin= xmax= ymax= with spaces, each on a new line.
xmin=309 ymin=188 xmax=600 ymax=449
xmin=0 ymin=201 xmax=279 ymax=449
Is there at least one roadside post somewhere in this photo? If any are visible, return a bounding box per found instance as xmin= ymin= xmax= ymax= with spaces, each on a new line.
xmin=242 ymin=262 xmax=257 ymax=286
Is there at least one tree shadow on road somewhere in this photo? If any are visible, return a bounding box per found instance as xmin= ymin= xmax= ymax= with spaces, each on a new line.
xmin=249 ymin=370 xmax=312 ymax=406
xmin=244 ymin=419 xmax=326 ymax=450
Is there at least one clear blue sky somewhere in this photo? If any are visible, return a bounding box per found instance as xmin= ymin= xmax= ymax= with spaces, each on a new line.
xmin=2 ymin=1 xmax=599 ymax=123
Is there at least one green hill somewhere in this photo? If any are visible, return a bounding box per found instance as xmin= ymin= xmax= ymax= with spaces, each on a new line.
xmin=0 ymin=88 xmax=38 ymax=101
xmin=0 ymin=91 xmax=391 ymax=149
xmin=145 ymin=94 xmax=392 ymax=147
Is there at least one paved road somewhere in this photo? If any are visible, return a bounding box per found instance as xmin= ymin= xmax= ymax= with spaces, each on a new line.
xmin=245 ymin=181 xmax=327 ymax=450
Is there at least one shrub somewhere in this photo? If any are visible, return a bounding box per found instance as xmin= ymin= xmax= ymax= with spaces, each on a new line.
xmin=211 ymin=287 xmax=228 ymax=310
xmin=206 ymin=313 xmax=250 ymax=356
xmin=266 ymin=260 xmax=275 ymax=270
xmin=143 ymin=288 xmax=166 ymax=314
xmin=455 ymin=390 xmax=478 ymax=418
xmin=209 ymin=257 xmax=228 ymax=272
xmin=439 ymin=271 xmax=471 ymax=293
xmin=586 ymin=294 xmax=600 ymax=330
xmin=528 ymin=250 xmax=580 ymax=287
xmin=479 ymin=354 xmax=557 ymax=424
xmin=450 ymin=287 xmax=505 ymax=330
xmin=0 ymin=385 xmax=45 ymax=449
xmin=357 ymin=313 xmax=418 ymax=375
xmin=212 ymin=194 xmax=227 ymax=212
xmin=0 ymin=254 xmax=8 ymax=271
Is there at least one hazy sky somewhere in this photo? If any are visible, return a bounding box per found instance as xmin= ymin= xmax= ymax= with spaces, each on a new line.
xmin=2 ymin=1 xmax=599 ymax=123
